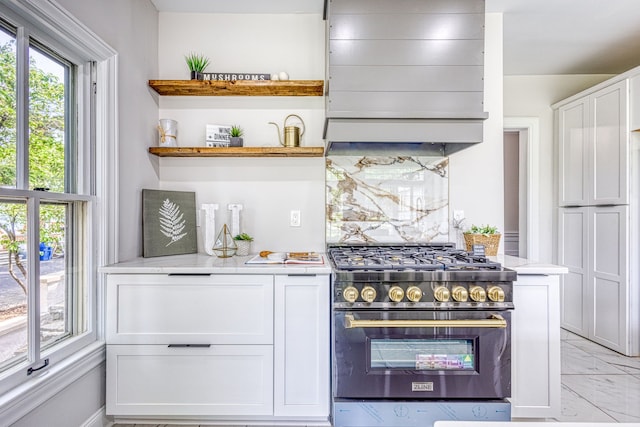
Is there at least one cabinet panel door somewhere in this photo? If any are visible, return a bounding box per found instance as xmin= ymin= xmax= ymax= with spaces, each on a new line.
xmin=274 ymin=275 xmax=330 ymax=418
xmin=558 ymin=98 xmax=589 ymax=206
xmin=511 ymin=274 xmax=561 ymax=419
xmin=106 ymin=344 xmax=273 ymax=416
xmin=590 ymin=206 xmax=629 ymax=353
xmin=591 ymin=80 xmax=629 ymax=205
xmin=106 ymin=274 xmax=273 ymax=344
xmin=558 ymin=207 xmax=589 ymax=335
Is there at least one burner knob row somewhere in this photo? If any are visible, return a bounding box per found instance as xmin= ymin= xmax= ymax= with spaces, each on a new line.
xmin=341 ymin=285 xmax=505 ymax=303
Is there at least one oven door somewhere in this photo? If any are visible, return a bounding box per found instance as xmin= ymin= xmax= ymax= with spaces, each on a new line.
xmin=333 ymin=309 xmax=511 ymax=399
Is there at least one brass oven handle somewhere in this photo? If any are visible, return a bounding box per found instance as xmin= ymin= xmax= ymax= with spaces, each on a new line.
xmin=344 ymin=314 xmax=506 ymax=329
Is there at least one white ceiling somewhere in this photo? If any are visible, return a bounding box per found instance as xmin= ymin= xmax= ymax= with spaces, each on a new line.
xmin=150 ymin=0 xmax=640 ymax=76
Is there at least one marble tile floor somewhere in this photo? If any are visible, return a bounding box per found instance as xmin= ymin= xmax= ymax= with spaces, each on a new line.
xmin=557 ymin=328 xmax=640 ymax=423
xmin=113 ymin=329 xmax=640 ymax=426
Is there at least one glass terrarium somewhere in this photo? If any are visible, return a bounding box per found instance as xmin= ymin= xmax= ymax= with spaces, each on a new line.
xmin=212 ymin=224 xmax=237 ymax=257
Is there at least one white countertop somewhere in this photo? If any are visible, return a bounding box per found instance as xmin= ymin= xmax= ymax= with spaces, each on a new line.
xmin=491 ymin=254 xmax=569 ymax=275
xmin=100 ymin=252 xmax=332 ymax=275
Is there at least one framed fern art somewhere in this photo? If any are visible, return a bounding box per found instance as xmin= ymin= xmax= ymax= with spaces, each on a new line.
xmin=142 ymin=189 xmax=197 ymax=257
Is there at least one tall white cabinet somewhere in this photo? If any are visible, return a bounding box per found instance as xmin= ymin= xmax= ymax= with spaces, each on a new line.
xmin=555 ymin=71 xmax=640 ymax=356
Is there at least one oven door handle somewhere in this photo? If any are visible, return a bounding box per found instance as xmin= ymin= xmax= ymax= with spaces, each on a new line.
xmin=344 ymin=314 xmax=507 ymax=329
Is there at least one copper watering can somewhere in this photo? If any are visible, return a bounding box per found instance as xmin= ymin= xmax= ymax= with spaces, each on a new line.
xmin=269 ymin=114 xmax=305 ymax=147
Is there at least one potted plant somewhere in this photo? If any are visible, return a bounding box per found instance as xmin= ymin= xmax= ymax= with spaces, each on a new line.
xmin=229 ymin=125 xmax=244 ymax=147
xmin=184 ymin=52 xmax=210 ymax=80
xmin=463 ymin=224 xmax=501 ymax=256
xmin=233 ymin=232 xmax=253 ymax=256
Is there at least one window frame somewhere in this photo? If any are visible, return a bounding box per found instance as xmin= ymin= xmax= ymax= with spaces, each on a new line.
xmin=0 ymin=0 xmax=116 ymax=415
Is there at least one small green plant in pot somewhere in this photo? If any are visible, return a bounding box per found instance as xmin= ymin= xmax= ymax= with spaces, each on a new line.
xmin=184 ymin=52 xmax=210 ymax=80
xmin=229 ymin=125 xmax=244 ymax=147
xmin=463 ymin=224 xmax=501 ymax=255
xmin=233 ymin=233 xmax=253 ymax=256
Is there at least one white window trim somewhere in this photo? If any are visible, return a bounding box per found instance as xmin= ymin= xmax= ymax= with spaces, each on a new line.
xmin=0 ymin=0 xmax=117 ymax=422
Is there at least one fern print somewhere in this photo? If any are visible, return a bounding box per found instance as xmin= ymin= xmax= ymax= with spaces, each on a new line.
xmin=158 ymin=198 xmax=188 ymax=246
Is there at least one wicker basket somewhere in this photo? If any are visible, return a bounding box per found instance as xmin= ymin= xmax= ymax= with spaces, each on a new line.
xmin=463 ymin=233 xmax=501 ymax=256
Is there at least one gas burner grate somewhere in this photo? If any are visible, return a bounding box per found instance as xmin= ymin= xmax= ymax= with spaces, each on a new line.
xmin=327 ymin=243 xmax=503 ymax=272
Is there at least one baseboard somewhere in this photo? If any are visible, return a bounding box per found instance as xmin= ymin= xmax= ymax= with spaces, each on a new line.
xmin=81 ymin=406 xmax=112 ymax=427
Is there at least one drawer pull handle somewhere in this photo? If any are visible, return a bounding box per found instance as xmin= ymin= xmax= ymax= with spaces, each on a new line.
xmin=167 ymin=344 xmax=211 ymax=348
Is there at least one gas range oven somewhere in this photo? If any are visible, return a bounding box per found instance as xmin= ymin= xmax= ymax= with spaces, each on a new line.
xmin=328 ymin=243 xmax=516 ymax=427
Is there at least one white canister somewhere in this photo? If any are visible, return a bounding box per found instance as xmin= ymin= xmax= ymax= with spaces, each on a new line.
xmin=158 ymin=119 xmax=178 ymax=147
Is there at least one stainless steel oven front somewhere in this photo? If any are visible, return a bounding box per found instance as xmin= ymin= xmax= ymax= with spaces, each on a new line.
xmin=333 ymin=308 xmax=511 ymax=400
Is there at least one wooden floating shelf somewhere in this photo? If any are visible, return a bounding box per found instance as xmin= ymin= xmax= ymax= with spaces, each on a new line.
xmin=148 ymin=146 xmax=325 ymax=158
xmin=148 ymin=79 xmax=324 ymax=96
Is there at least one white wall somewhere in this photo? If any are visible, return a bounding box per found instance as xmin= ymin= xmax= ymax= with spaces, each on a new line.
xmin=157 ymin=13 xmax=326 ymax=252
xmin=503 ymin=74 xmax=612 ymax=261
xmin=448 ymin=13 xmax=504 ymax=244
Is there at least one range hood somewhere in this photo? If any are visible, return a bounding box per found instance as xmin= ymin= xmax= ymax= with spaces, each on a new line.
xmin=324 ymin=0 xmax=487 ymax=156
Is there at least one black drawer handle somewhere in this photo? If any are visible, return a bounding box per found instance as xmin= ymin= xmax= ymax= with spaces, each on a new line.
xmin=27 ymin=358 xmax=49 ymax=375
xmin=167 ymin=344 xmax=211 ymax=348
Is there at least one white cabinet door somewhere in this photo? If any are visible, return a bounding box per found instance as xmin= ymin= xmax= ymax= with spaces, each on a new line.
xmin=106 ymin=344 xmax=273 ymax=416
xmin=273 ymin=274 xmax=330 ymax=419
xmin=558 ymin=207 xmax=589 ymax=335
xmin=590 ymin=80 xmax=629 ymax=205
xmin=558 ymin=80 xmax=629 ymax=206
xmin=590 ymin=205 xmax=629 ymax=353
xmin=558 ymin=97 xmax=589 ymax=206
xmin=511 ymin=274 xmax=561 ymax=419
xmin=106 ymin=274 xmax=273 ymax=344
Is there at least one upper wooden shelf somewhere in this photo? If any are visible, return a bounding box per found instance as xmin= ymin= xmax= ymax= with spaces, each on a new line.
xmin=148 ymin=146 xmax=325 ymax=158
xmin=148 ymin=79 xmax=324 ymax=96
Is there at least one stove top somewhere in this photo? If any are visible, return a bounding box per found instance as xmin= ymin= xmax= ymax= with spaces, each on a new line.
xmin=328 ymin=243 xmax=516 ymax=309
xmin=328 ymin=243 xmax=502 ymax=272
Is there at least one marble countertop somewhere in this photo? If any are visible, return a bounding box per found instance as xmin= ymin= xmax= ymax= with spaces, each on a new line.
xmin=100 ymin=252 xmax=332 ymax=275
xmin=492 ymin=254 xmax=569 ymax=275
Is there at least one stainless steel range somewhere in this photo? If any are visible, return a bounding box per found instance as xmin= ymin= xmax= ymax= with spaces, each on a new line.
xmin=328 ymin=243 xmax=516 ymax=427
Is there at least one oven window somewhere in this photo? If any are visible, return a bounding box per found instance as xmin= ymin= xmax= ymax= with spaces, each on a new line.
xmin=370 ymin=339 xmax=475 ymax=370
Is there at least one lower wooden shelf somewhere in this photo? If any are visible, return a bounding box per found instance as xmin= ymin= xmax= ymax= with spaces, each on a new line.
xmin=148 ymin=146 xmax=325 ymax=158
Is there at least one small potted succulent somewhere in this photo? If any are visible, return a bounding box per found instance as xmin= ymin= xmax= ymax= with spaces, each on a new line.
xmin=229 ymin=125 xmax=244 ymax=147
xmin=184 ymin=52 xmax=210 ymax=80
xmin=463 ymin=224 xmax=501 ymax=256
xmin=233 ymin=232 xmax=254 ymax=256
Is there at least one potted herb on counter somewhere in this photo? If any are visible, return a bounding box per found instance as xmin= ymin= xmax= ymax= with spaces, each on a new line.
xmin=463 ymin=224 xmax=501 ymax=256
xmin=233 ymin=232 xmax=253 ymax=256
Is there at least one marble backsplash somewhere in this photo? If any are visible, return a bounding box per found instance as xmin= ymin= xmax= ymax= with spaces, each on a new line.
xmin=326 ymin=156 xmax=449 ymax=243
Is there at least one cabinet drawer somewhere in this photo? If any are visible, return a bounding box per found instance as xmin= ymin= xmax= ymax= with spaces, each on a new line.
xmin=106 ymin=344 xmax=273 ymax=416
xmin=106 ymin=274 xmax=273 ymax=344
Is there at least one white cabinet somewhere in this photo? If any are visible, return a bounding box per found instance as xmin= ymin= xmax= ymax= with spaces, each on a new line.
xmin=105 ymin=271 xmax=331 ymax=423
xmin=107 ymin=344 xmax=273 ymax=416
xmin=106 ymin=274 xmax=273 ymax=345
xmin=274 ymin=275 xmax=330 ymax=418
xmin=511 ymin=274 xmax=561 ymax=419
xmin=559 ymin=206 xmax=631 ymax=354
xmin=558 ymin=80 xmax=629 ymax=206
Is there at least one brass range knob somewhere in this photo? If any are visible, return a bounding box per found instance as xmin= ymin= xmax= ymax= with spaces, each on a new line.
xmin=433 ymin=286 xmax=450 ymax=302
xmin=488 ymin=286 xmax=505 ymax=302
xmin=406 ymin=286 xmax=423 ymax=302
xmin=361 ymin=286 xmax=377 ymax=303
xmin=469 ymin=285 xmax=486 ymax=302
xmin=452 ymin=285 xmax=468 ymax=302
xmin=388 ymin=286 xmax=404 ymax=302
xmin=343 ymin=286 xmax=359 ymax=303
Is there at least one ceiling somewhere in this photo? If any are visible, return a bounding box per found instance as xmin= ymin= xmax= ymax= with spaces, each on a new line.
xmin=150 ymin=0 xmax=640 ymax=76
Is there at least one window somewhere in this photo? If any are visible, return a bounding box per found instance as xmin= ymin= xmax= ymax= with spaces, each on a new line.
xmin=0 ymin=8 xmax=100 ymax=395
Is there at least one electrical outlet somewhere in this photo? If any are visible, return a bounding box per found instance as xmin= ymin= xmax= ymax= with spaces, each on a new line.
xmin=290 ymin=210 xmax=301 ymax=227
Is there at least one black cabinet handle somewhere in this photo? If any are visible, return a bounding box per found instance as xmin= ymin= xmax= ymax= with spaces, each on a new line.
xmin=27 ymin=358 xmax=49 ymax=375
xmin=167 ymin=344 xmax=211 ymax=348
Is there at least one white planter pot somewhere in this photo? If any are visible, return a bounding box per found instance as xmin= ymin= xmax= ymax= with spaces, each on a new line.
xmin=235 ymin=240 xmax=251 ymax=256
